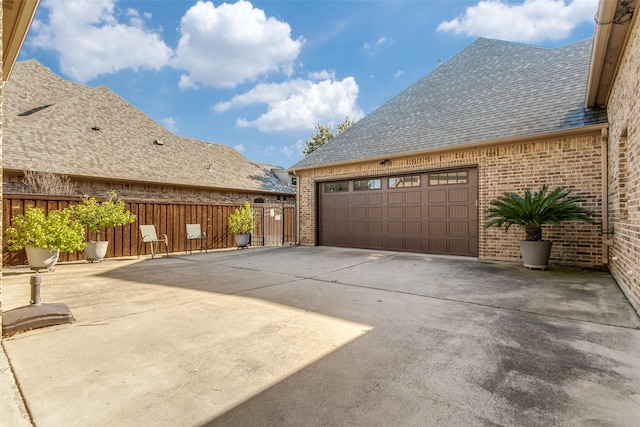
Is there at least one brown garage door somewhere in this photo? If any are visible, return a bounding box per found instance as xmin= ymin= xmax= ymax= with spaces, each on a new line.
xmin=319 ymin=168 xmax=478 ymax=256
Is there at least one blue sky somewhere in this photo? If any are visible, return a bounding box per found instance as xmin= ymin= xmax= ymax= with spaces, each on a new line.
xmin=19 ymin=0 xmax=599 ymax=168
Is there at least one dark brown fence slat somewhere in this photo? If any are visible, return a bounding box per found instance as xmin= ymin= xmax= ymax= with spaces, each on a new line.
xmin=3 ymin=195 xmax=297 ymax=266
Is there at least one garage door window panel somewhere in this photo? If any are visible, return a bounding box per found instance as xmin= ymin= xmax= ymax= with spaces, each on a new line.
xmin=324 ymin=182 xmax=349 ymax=192
xmin=354 ymin=179 xmax=381 ymax=190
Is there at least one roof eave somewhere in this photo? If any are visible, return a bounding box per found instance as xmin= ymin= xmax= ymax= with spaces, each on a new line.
xmin=288 ymin=124 xmax=608 ymax=174
xmin=3 ymin=169 xmax=296 ymax=196
xmin=2 ymin=0 xmax=40 ymax=80
xmin=585 ymin=0 xmax=637 ymax=108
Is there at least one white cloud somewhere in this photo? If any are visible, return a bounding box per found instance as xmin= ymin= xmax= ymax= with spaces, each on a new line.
xmin=393 ymin=70 xmax=404 ymax=79
xmin=281 ymin=146 xmax=294 ymax=157
xmin=29 ymin=0 xmax=173 ymax=82
xmin=308 ymin=70 xmax=336 ymax=80
xmin=161 ymin=117 xmax=178 ymax=133
xmin=363 ymin=35 xmax=391 ymax=54
xmin=216 ymin=77 xmax=364 ymax=134
xmin=173 ymin=0 xmax=305 ymax=89
xmin=436 ymin=0 xmax=598 ymax=43
xmin=234 ymin=143 xmax=246 ymax=152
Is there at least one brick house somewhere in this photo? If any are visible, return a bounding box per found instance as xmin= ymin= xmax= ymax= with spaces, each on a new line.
xmin=290 ymin=1 xmax=639 ymax=312
xmin=3 ymin=59 xmax=295 ymax=203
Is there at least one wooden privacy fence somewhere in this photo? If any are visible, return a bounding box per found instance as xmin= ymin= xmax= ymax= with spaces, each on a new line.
xmin=3 ymin=195 xmax=297 ymax=267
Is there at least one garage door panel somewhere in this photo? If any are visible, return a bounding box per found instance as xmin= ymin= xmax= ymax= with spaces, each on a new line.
xmin=353 ymin=234 xmax=367 ymax=247
xmin=368 ymin=222 xmax=383 ymax=233
xmin=404 ymin=191 xmax=421 ymax=204
xmin=426 ymin=206 xmax=447 ymax=219
xmin=389 ymin=207 xmax=403 ymax=218
xmin=428 ymin=190 xmax=447 ymax=203
xmin=449 ymin=239 xmax=470 ymax=255
xmin=388 ymin=193 xmax=403 ymax=204
xmin=424 ymin=238 xmax=448 ymax=253
xmin=406 ymin=221 xmax=421 ymax=234
xmin=405 ymin=237 xmax=422 ymax=251
xmin=368 ymin=207 xmax=382 ymax=218
xmin=449 ymin=205 xmax=469 ymax=219
xmin=428 ymin=221 xmax=448 ymax=235
xmin=354 ymin=195 xmax=368 ymax=205
xmin=388 ymin=236 xmax=404 ymax=251
xmin=389 ymin=221 xmax=404 ymax=233
xmin=367 ymin=236 xmax=384 ymax=248
xmin=354 ymin=207 xmax=367 ymax=218
xmin=406 ymin=206 xmax=421 ymax=218
xmin=335 ymin=221 xmax=350 ymax=232
xmin=353 ymin=221 xmax=366 ymax=232
xmin=368 ymin=194 xmax=383 ymax=204
xmin=449 ymin=222 xmax=469 ymax=236
xmin=449 ymin=188 xmax=469 ymax=202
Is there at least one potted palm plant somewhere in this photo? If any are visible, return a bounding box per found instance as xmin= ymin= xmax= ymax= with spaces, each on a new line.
xmin=73 ymin=191 xmax=137 ymax=262
xmin=484 ymin=185 xmax=593 ymax=269
xmin=6 ymin=205 xmax=86 ymax=270
xmin=228 ymin=201 xmax=254 ymax=248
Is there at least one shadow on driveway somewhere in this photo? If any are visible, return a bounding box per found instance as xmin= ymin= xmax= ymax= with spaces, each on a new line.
xmin=2 ymin=246 xmax=640 ymax=426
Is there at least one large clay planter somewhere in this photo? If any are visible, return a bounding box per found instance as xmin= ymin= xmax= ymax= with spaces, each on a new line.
xmin=234 ymin=233 xmax=250 ymax=248
xmin=85 ymin=241 xmax=109 ymax=262
xmin=519 ymin=240 xmax=553 ymax=270
xmin=25 ymin=246 xmax=60 ymax=271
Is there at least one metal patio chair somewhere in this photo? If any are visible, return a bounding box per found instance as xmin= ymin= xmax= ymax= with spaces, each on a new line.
xmin=185 ymin=224 xmax=207 ymax=254
xmin=138 ymin=225 xmax=169 ymax=259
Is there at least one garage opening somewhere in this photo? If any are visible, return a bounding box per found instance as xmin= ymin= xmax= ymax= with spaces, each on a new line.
xmin=319 ymin=168 xmax=478 ymax=256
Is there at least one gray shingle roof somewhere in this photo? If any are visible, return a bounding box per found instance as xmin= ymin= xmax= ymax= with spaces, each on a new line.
xmin=292 ymin=38 xmax=608 ymax=169
xmin=4 ymin=60 xmax=294 ymax=195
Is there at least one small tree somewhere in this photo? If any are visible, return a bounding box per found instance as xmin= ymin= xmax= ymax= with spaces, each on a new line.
xmin=73 ymin=191 xmax=137 ymax=241
xmin=303 ymin=116 xmax=355 ymax=156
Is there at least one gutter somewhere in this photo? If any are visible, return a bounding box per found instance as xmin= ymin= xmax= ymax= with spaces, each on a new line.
xmin=585 ymin=0 xmax=617 ymax=107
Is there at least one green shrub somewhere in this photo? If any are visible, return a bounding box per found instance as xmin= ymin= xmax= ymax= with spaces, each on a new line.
xmin=73 ymin=191 xmax=136 ymax=241
xmin=228 ymin=201 xmax=254 ymax=234
xmin=6 ymin=205 xmax=86 ymax=253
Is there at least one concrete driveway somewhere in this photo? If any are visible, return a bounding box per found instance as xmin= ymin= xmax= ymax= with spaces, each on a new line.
xmin=1 ymin=246 xmax=639 ymax=426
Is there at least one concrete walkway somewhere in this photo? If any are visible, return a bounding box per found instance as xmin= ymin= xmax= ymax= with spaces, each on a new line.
xmin=1 ymin=246 xmax=639 ymax=426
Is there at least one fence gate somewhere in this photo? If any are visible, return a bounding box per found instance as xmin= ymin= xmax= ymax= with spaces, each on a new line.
xmin=251 ymin=202 xmax=297 ymax=246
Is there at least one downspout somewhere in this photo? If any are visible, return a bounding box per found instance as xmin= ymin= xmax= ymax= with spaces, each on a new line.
xmin=291 ymin=169 xmax=300 ymax=245
xmin=601 ymin=127 xmax=612 ymax=264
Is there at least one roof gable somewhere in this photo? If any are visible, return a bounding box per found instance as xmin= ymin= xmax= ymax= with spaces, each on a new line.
xmin=293 ymin=38 xmax=607 ymax=169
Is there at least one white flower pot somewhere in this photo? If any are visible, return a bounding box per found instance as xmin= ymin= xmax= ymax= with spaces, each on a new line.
xmin=235 ymin=233 xmax=250 ymax=248
xmin=84 ymin=241 xmax=109 ymax=262
xmin=25 ymin=246 xmax=60 ymax=271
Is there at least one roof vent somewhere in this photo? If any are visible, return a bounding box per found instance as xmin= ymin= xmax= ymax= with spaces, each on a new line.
xmin=91 ymin=126 xmax=101 ymax=131
xmin=153 ymin=139 xmax=164 ymax=146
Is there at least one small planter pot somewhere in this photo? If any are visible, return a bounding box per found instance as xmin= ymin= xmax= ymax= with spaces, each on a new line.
xmin=25 ymin=246 xmax=60 ymax=271
xmin=85 ymin=241 xmax=109 ymax=262
xmin=234 ymin=233 xmax=250 ymax=248
xmin=519 ymin=240 xmax=553 ymax=270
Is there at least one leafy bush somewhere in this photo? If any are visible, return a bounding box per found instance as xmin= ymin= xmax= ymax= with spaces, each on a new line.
xmin=73 ymin=191 xmax=136 ymax=241
xmin=228 ymin=201 xmax=254 ymax=234
xmin=6 ymin=205 xmax=86 ymax=253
